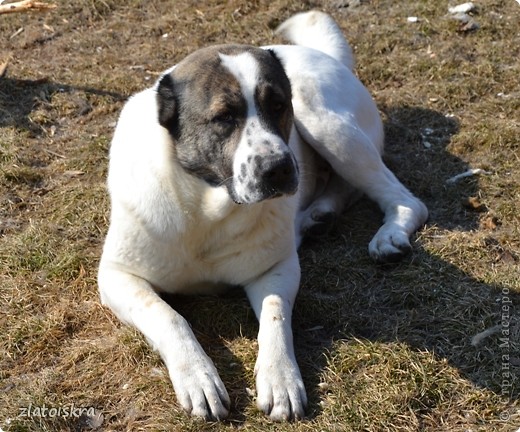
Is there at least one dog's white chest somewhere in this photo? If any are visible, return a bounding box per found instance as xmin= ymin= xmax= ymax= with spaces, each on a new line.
xmin=104 ymin=194 xmax=297 ymax=295
xmin=168 ymin=200 xmax=296 ymax=293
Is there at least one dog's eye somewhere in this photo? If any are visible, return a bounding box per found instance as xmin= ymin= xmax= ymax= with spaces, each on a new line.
xmin=271 ymin=100 xmax=286 ymax=113
xmin=213 ymin=113 xmax=235 ymax=125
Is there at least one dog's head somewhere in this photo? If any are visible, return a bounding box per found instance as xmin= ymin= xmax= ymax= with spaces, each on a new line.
xmin=155 ymin=45 xmax=298 ymax=204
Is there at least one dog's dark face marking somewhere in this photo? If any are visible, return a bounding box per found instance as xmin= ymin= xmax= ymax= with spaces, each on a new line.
xmin=156 ymin=45 xmax=298 ymax=204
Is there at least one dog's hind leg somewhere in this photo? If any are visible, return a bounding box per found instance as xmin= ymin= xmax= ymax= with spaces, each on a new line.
xmin=361 ymin=156 xmax=429 ymax=262
xmin=296 ymin=172 xmax=362 ymax=242
xmin=295 ymin=116 xmax=428 ymax=263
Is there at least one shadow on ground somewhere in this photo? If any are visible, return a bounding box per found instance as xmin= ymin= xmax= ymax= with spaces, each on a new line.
xmin=0 ymin=77 xmax=125 ymax=134
xmin=161 ymin=105 xmax=518 ymax=422
xmin=295 ymin=105 xmax=519 ymax=418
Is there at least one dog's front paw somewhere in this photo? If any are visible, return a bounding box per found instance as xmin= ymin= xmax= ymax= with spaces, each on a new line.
xmin=254 ymin=357 xmax=307 ymax=421
xmin=368 ymin=223 xmax=412 ymax=262
xmin=168 ymin=354 xmax=230 ymax=420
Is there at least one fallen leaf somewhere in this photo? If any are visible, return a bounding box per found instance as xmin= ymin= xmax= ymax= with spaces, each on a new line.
xmin=463 ymin=196 xmax=486 ymax=212
xmin=480 ymin=215 xmax=500 ymax=230
xmin=499 ymin=250 xmax=516 ymax=265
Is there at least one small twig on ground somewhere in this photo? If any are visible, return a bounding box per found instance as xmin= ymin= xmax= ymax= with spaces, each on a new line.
xmin=0 ymin=0 xmax=57 ymax=14
xmin=446 ymin=168 xmax=491 ymax=184
xmin=0 ymin=54 xmax=11 ymax=78
xmin=43 ymin=148 xmax=66 ymax=159
xmin=471 ymin=325 xmax=501 ymax=346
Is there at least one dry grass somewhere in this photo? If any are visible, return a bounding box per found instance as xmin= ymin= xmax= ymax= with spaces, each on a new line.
xmin=1 ymin=0 xmax=519 ymax=430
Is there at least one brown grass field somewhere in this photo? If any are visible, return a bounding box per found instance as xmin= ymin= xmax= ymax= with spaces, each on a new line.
xmin=1 ymin=0 xmax=519 ymax=430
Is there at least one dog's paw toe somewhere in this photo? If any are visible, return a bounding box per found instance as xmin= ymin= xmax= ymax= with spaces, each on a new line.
xmin=177 ymin=386 xmax=230 ymax=421
xmin=170 ymin=361 xmax=230 ymax=421
xmin=368 ymin=226 xmax=413 ymax=263
xmin=189 ymin=389 xmax=230 ymax=421
xmin=256 ymin=388 xmax=306 ymax=421
xmin=255 ymin=365 xmax=307 ymax=421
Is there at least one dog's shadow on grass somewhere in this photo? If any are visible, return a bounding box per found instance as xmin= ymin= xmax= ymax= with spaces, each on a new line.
xmin=164 ymin=106 xmax=519 ymax=423
xmin=295 ymin=105 xmax=520 ymax=419
xmin=0 ymin=76 xmax=125 ymax=134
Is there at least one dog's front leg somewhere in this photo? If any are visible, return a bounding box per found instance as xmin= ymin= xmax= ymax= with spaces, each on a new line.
xmin=244 ymin=252 xmax=307 ymax=421
xmin=98 ymin=267 xmax=230 ymax=420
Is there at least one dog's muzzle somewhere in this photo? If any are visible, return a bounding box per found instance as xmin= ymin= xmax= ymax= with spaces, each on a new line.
xmin=231 ymin=151 xmax=298 ymax=204
xmin=258 ymin=153 xmax=298 ymax=198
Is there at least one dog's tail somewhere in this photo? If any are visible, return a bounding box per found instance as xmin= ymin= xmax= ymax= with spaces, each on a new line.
xmin=275 ymin=11 xmax=355 ymax=70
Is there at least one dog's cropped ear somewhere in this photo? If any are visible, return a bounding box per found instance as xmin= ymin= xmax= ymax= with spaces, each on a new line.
xmin=266 ymin=49 xmax=292 ymax=96
xmin=266 ymin=49 xmax=279 ymax=62
xmin=156 ymin=73 xmax=177 ymax=130
xmin=266 ymin=49 xmax=287 ymax=73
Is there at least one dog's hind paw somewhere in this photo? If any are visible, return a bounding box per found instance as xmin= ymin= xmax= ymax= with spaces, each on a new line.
xmin=302 ymin=210 xmax=337 ymax=238
xmin=368 ymin=224 xmax=413 ymax=263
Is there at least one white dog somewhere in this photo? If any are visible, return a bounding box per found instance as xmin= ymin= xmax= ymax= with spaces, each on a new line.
xmin=98 ymin=11 xmax=428 ymax=421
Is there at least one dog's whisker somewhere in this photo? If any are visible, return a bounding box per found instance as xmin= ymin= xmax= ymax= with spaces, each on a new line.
xmin=215 ymin=177 xmax=233 ymax=188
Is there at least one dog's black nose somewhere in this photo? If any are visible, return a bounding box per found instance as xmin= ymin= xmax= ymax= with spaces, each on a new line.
xmin=260 ymin=155 xmax=298 ymax=196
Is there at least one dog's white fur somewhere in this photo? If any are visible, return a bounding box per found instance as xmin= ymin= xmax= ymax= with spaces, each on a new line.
xmin=98 ymin=11 xmax=428 ymax=421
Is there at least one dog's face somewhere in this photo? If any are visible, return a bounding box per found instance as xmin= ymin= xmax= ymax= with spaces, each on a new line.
xmin=156 ymin=45 xmax=298 ymax=204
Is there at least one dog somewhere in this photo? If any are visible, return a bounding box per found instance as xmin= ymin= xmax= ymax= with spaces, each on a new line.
xmin=98 ymin=11 xmax=428 ymax=421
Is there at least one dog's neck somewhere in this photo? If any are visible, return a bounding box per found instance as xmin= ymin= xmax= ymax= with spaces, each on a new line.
xmin=198 ymin=183 xmax=237 ymax=221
